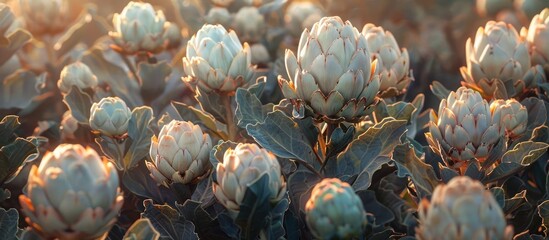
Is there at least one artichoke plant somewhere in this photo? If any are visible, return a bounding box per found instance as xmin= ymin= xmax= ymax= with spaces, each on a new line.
xmin=183 ymin=24 xmax=254 ymax=94
xmin=89 ymin=97 xmax=132 ymax=137
xmin=109 ymin=1 xmax=171 ymax=54
xmin=524 ymin=8 xmax=549 ymax=67
xmin=279 ymin=16 xmax=380 ymax=123
xmin=460 ymin=21 xmax=535 ymax=99
xmin=305 ymin=178 xmax=367 ymax=240
xmin=57 ymin=62 xmax=98 ymax=94
xmin=213 ymin=143 xmax=286 ymax=217
xmin=232 ymin=7 xmax=265 ymax=43
xmin=490 ymin=99 xmax=528 ymax=139
xmin=362 ymin=24 xmax=411 ymax=97
xmin=426 ymin=87 xmax=504 ymax=170
xmin=19 ymin=144 xmax=123 ymax=240
xmin=18 ymin=0 xmax=82 ymax=36
xmin=416 ymin=176 xmax=513 ymax=240
xmin=147 ymin=120 xmax=212 ymax=187
xmin=284 ymin=2 xmax=325 ymax=37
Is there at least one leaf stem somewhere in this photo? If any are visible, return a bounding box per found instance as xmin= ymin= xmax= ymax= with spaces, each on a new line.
xmin=120 ymin=54 xmax=140 ymax=86
xmin=222 ymin=94 xmax=237 ymax=141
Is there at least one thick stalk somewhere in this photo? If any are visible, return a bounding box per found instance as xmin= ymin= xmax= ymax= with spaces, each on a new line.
xmin=222 ymin=94 xmax=237 ymax=141
xmin=120 ymin=54 xmax=140 ymax=85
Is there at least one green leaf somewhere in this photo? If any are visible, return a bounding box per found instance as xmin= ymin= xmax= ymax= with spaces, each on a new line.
xmin=62 ymin=86 xmax=93 ymax=124
xmin=430 ymin=81 xmax=451 ymax=101
xmin=138 ymin=61 xmax=171 ymax=100
xmin=503 ymin=141 xmax=549 ymax=166
xmin=539 ymin=200 xmax=549 ymax=236
xmin=0 ymin=70 xmax=46 ymax=110
xmin=235 ymin=174 xmax=272 ymax=240
xmin=490 ymin=187 xmax=505 ymax=209
xmin=0 ymin=29 xmax=32 ymax=66
xmin=0 ymin=138 xmax=37 ymax=185
xmin=0 ymin=115 xmax=19 ymax=147
xmin=81 ymin=47 xmax=143 ymax=107
xmin=123 ymin=218 xmax=160 ymax=240
xmin=393 ymin=144 xmax=439 ymax=198
xmin=386 ymin=101 xmax=416 ymax=123
xmin=95 ymin=136 xmax=125 ymax=170
xmin=209 ymin=140 xmax=239 ymax=169
xmin=177 ymin=200 xmax=230 ymax=239
xmin=196 ymin=88 xmax=226 ymax=123
xmin=0 ymin=208 xmax=18 ymax=240
xmin=142 ymin=199 xmax=199 ymax=240
xmin=235 ymin=88 xmax=270 ymax=128
xmin=171 ymin=101 xmax=225 ymax=139
xmin=351 ymin=156 xmax=392 ymax=192
xmin=124 ymin=106 xmax=154 ymax=170
xmin=54 ymin=8 xmax=110 ymax=57
xmin=330 ymin=118 xmax=407 ymax=177
xmin=246 ymin=110 xmax=317 ymax=164
xmin=356 ymin=190 xmax=395 ymax=226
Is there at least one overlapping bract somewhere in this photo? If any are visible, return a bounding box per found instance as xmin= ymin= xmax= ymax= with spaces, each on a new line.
xmin=490 ymin=99 xmax=528 ymax=139
xmin=147 ymin=120 xmax=212 ymax=187
xmin=89 ymin=97 xmax=132 ymax=137
xmin=57 ymin=62 xmax=98 ymax=94
xmin=461 ymin=21 xmax=536 ymax=99
xmin=362 ymin=24 xmax=411 ymax=97
xmin=305 ymin=178 xmax=367 ymax=240
xmin=279 ymin=16 xmax=380 ymax=123
xmin=213 ymin=143 xmax=286 ymax=216
xmin=19 ymin=144 xmax=123 ymax=240
xmin=525 ymin=8 xmax=549 ymax=67
xmin=109 ymin=1 xmax=171 ymax=54
xmin=426 ymin=87 xmax=504 ymax=169
xmin=416 ymin=176 xmax=513 ymax=240
xmin=183 ymin=24 xmax=253 ymax=94
xmin=18 ymin=0 xmax=81 ymax=36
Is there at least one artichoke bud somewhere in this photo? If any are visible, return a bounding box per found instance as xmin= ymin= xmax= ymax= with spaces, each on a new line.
xmin=109 ymin=1 xmax=171 ymax=54
xmin=89 ymin=97 xmax=132 ymax=137
xmin=284 ymin=2 xmax=325 ymax=37
xmin=205 ymin=7 xmax=233 ymax=27
xmin=182 ymin=24 xmax=254 ymax=94
xmin=416 ymin=176 xmax=513 ymax=240
xmin=525 ymin=8 xmax=549 ymax=68
xmin=460 ymin=21 xmax=533 ymax=99
xmin=426 ymin=87 xmax=504 ymax=170
xmin=490 ymin=99 xmax=528 ymax=139
xmin=213 ymin=143 xmax=286 ymax=217
xmin=19 ymin=144 xmax=123 ymax=240
xmin=232 ymin=6 xmax=266 ymax=44
xmin=305 ymin=178 xmax=367 ymax=240
xmin=147 ymin=120 xmax=212 ymax=187
xmin=163 ymin=23 xmax=182 ymax=49
xmin=279 ymin=16 xmax=380 ymax=123
xmin=57 ymin=62 xmax=98 ymax=94
xmin=18 ymin=0 xmax=82 ymax=36
xmin=362 ymin=23 xmax=411 ymax=97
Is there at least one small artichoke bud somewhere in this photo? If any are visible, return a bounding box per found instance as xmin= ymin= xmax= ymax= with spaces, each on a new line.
xmin=205 ymin=7 xmax=232 ymax=27
xmin=57 ymin=62 xmax=98 ymax=94
xmin=476 ymin=0 xmax=513 ymax=17
xmin=89 ymin=97 xmax=132 ymax=137
xmin=147 ymin=120 xmax=212 ymax=187
xmin=18 ymin=0 xmax=81 ymax=36
xmin=109 ymin=1 xmax=170 ymax=54
xmin=0 ymin=3 xmax=15 ymax=36
xmin=490 ymin=99 xmax=528 ymax=139
xmin=284 ymin=2 xmax=324 ymax=37
xmin=279 ymin=16 xmax=380 ymax=123
xmin=305 ymin=178 xmax=367 ymax=240
xmin=525 ymin=8 xmax=549 ymax=67
xmin=362 ymin=24 xmax=411 ymax=97
xmin=250 ymin=43 xmax=270 ymax=65
xmin=19 ymin=144 xmax=124 ymax=240
xmin=213 ymin=143 xmax=286 ymax=216
xmin=163 ymin=23 xmax=182 ymax=49
xmin=182 ymin=24 xmax=253 ymax=94
xmin=416 ymin=176 xmax=513 ymax=240
xmin=232 ymin=7 xmax=266 ymax=43
xmin=426 ymin=87 xmax=504 ymax=170
xmin=61 ymin=111 xmax=79 ymax=140
xmin=460 ymin=21 xmax=532 ymax=99
xmin=514 ymin=0 xmax=549 ymax=19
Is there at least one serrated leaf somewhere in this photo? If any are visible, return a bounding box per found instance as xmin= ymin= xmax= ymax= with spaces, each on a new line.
xmin=356 ymin=190 xmax=395 ymax=226
xmin=195 ymin=86 xmax=226 ymax=123
xmin=386 ymin=101 xmax=416 ymax=123
xmin=171 ymin=101 xmax=225 ymax=139
xmin=123 ymin=218 xmax=160 ymax=240
xmin=81 ymin=47 xmax=143 ymax=107
xmin=124 ymin=106 xmax=154 ymax=170
xmin=0 ymin=208 xmax=18 ymax=240
xmin=502 ymin=141 xmax=549 ymax=166
xmin=0 ymin=70 xmax=46 ymax=110
xmin=246 ymin=110 xmax=317 ymax=164
xmin=393 ymin=144 xmax=439 ymax=198
xmin=287 ymin=170 xmax=320 ymax=212
xmin=63 ymin=86 xmax=93 ymax=124
xmin=430 ymin=81 xmax=451 ymax=101
xmin=0 ymin=29 xmax=31 ymax=66
xmin=235 ymin=88 xmax=269 ymax=128
xmin=54 ymin=9 xmax=110 ymax=57
xmin=142 ymin=199 xmax=198 ymax=240
xmin=177 ymin=200 xmax=230 ymax=239
xmin=138 ymin=61 xmax=171 ymax=100
xmin=0 ymin=138 xmax=37 ymax=184
xmin=330 ymin=118 xmax=407 ymax=177
xmin=235 ymin=174 xmax=273 ymax=240
xmin=539 ymin=200 xmax=549 ymax=236
xmin=351 ymin=156 xmax=392 ymax=192
xmin=490 ymin=187 xmax=505 ymax=209
xmin=0 ymin=115 xmax=19 ymax=146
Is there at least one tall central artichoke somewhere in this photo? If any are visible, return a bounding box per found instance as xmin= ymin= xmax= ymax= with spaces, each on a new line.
xmin=426 ymin=87 xmax=504 ymax=170
xmin=279 ymin=16 xmax=380 ymax=123
xmin=183 ymin=24 xmax=254 ymax=94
